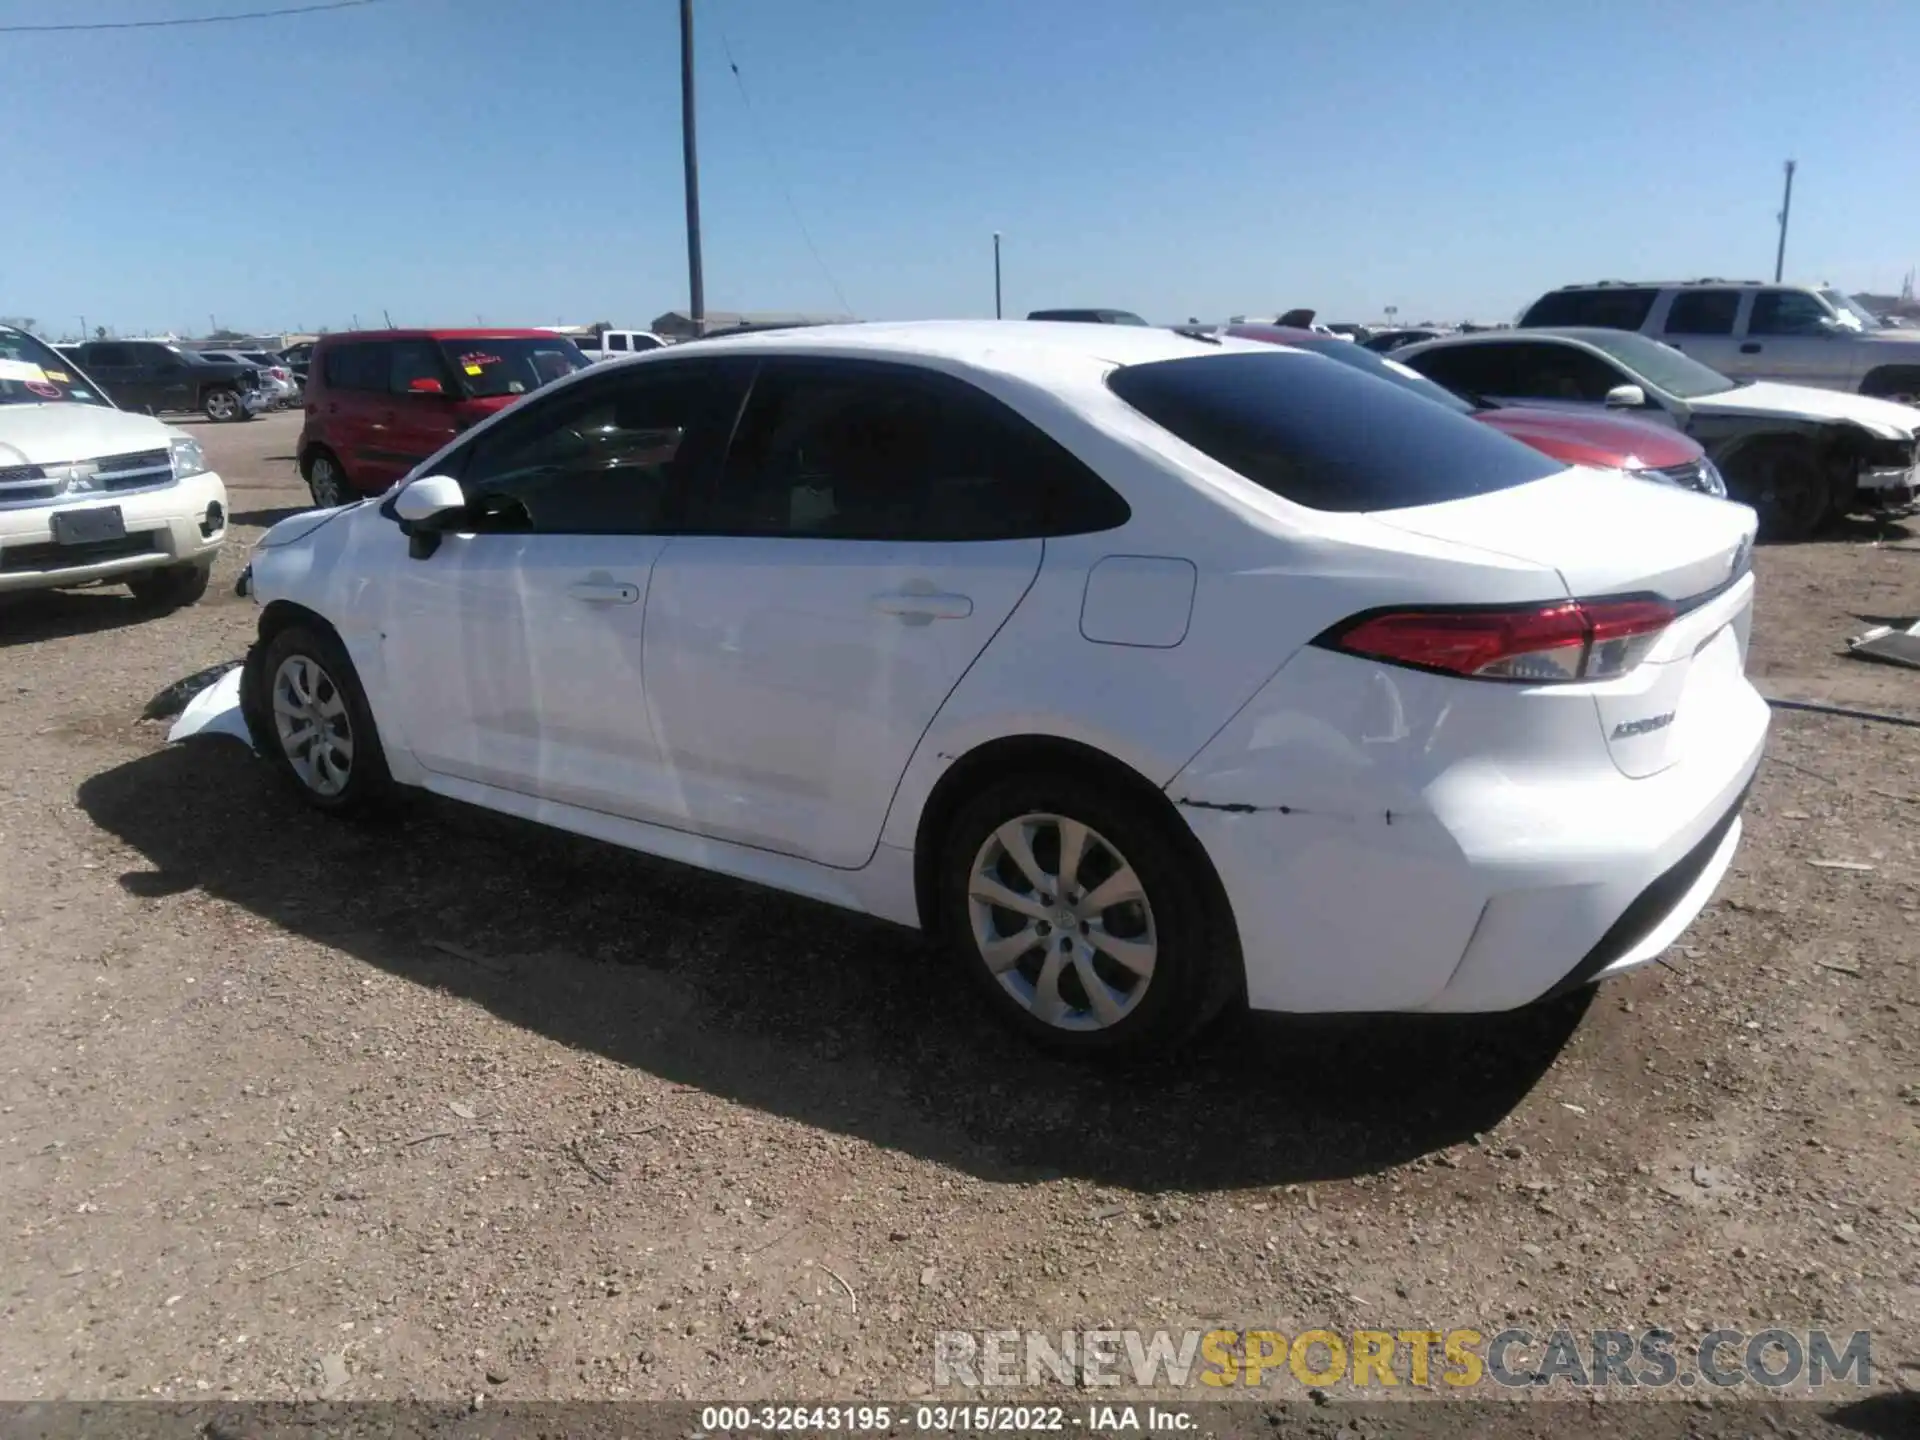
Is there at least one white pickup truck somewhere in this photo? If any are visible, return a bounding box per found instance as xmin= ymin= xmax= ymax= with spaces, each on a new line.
xmin=570 ymin=329 xmax=670 ymax=362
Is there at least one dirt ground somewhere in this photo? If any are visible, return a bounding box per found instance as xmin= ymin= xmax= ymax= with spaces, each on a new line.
xmin=1 ymin=413 xmax=1916 ymax=1418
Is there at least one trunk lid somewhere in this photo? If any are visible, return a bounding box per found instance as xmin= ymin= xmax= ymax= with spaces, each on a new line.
xmin=1369 ymin=467 xmax=1759 ymax=777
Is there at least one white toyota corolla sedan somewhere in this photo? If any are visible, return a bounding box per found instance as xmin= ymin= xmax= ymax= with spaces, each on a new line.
xmin=235 ymin=321 xmax=1766 ymax=1057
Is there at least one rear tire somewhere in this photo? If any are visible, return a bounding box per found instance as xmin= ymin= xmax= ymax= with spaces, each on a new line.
xmin=127 ymin=560 xmax=212 ymax=611
xmin=304 ymin=449 xmax=350 ymax=509
xmin=252 ymin=623 xmax=396 ymax=818
xmin=1723 ymin=437 xmax=1829 ymax=541
xmin=935 ymin=770 xmax=1239 ymax=1061
xmin=202 ymin=387 xmax=245 ymax=423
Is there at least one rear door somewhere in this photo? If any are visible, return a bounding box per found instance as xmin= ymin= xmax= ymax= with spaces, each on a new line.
xmin=642 ymin=357 xmax=1099 ymax=867
xmin=1657 ymin=288 xmax=1744 ymax=375
xmin=317 ymin=341 xmax=390 ymax=490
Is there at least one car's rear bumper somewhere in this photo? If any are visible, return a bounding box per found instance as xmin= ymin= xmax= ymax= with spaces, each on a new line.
xmin=0 ymin=472 xmax=228 ymax=593
xmin=1168 ymin=647 xmax=1769 ymax=1015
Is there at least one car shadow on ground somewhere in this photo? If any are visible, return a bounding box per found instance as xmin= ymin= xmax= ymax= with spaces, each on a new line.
xmin=230 ymin=506 xmax=310 ymax=528
xmin=79 ymin=741 xmax=1590 ymax=1193
xmin=0 ymin=587 xmax=151 ymax=646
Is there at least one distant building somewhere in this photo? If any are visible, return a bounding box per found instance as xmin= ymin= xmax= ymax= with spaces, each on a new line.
xmin=649 ymin=309 xmax=854 ymax=340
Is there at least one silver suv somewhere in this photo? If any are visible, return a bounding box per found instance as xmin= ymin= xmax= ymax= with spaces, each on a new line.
xmin=1517 ymin=280 xmax=1920 ymax=402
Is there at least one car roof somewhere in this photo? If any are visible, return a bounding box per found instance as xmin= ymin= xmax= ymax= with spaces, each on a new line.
xmin=660 ymin=319 xmax=1265 ymax=384
xmin=314 ymin=328 xmax=567 ymax=344
xmin=1407 ymin=327 xmax=1617 ymax=347
xmin=1545 ymin=278 xmax=1796 ymax=291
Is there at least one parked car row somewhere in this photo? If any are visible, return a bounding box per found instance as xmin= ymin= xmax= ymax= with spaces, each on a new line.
xmin=219 ymin=319 xmax=1765 ymax=1059
xmin=53 ymin=339 xmax=271 ymax=423
xmin=1516 ymin=279 xmax=1920 ymax=402
xmin=199 ymin=349 xmax=302 ymax=409
xmin=1392 ymin=326 xmax=1920 ymax=539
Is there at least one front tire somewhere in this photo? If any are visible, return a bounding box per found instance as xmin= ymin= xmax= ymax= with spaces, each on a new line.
xmin=127 ymin=560 xmax=212 ymax=611
xmin=1724 ymin=437 xmax=1829 ymax=541
xmin=936 ymin=771 xmax=1239 ymax=1060
xmin=202 ymin=387 xmax=245 ymax=423
xmin=254 ymin=623 xmax=396 ymax=817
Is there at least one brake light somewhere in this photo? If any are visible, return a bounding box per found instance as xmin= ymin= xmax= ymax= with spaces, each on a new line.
xmin=1321 ymin=598 xmax=1675 ymax=682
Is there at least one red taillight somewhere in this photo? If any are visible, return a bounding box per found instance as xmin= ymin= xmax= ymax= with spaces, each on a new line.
xmin=1323 ymin=598 xmax=1675 ymax=682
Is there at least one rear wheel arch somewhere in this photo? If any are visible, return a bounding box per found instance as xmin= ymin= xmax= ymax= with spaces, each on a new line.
xmin=1859 ymin=364 xmax=1920 ymax=401
xmin=909 ymin=733 xmax=1229 ymax=935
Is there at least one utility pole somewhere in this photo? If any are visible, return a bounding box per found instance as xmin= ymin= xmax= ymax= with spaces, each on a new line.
xmin=680 ymin=0 xmax=705 ymax=337
xmin=993 ymin=232 xmax=1002 ymax=318
xmin=1774 ymin=160 xmax=1796 ymax=283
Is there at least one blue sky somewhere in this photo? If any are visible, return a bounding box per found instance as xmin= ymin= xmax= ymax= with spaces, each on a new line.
xmin=14 ymin=0 xmax=1920 ymax=337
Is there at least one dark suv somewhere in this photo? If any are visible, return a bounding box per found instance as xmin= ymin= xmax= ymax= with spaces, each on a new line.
xmin=298 ymin=329 xmax=590 ymax=506
xmin=61 ymin=340 xmax=264 ymax=422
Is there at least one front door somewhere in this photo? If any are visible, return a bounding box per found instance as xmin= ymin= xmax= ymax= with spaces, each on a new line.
xmin=379 ymin=358 xmax=748 ymax=810
xmin=1737 ymin=289 xmax=1847 ymax=386
xmin=640 ymin=358 xmax=1103 ymax=868
xmin=378 ymin=338 xmax=466 ymax=484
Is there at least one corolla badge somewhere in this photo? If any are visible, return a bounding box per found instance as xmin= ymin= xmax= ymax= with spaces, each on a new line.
xmin=1611 ymin=711 xmax=1676 ymax=740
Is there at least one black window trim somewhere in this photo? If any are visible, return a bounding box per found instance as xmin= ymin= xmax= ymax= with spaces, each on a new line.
xmin=415 ymin=355 xmax=757 ymax=537
xmin=678 ymin=353 xmax=1133 ymax=542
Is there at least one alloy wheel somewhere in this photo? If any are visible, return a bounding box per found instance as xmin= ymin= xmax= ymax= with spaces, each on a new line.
xmin=271 ymin=654 xmax=355 ymax=798
xmin=967 ymin=812 xmax=1158 ymax=1031
xmin=309 ymin=455 xmax=346 ymax=508
xmin=205 ymin=390 xmax=238 ymax=421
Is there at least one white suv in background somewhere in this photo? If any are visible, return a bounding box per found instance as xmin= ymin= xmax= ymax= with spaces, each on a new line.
xmin=0 ymin=326 xmax=227 ymax=608
xmin=1518 ymin=280 xmax=1920 ymax=402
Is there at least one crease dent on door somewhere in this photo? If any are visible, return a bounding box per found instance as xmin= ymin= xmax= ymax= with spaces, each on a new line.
xmin=639 ymin=535 xmax=1045 ymax=869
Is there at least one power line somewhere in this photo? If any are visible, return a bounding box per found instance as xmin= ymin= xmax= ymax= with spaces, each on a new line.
xmin=0 ymin=0 xmax=406 ymax=34
xmin=712 ymin=0 xmax=853 ymax=317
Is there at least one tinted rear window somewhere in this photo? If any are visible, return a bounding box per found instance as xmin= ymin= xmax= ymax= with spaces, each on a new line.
xmin=1519 ymin=287 xmax=1659 ymax=330
xmin=1106 ymin=351 xmax=1562 ymax=513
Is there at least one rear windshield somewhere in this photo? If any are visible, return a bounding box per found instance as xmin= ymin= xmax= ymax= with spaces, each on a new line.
xmin=1106 ymin=351 xmax=1562 ymax=513
xmin=439 ymin=337 xmax=589 ymax=399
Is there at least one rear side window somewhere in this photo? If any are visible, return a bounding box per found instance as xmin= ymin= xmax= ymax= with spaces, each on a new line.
xmin=607 ymin=334 xmax=628 ymax=351
xmin=1107 ymin=351 xmax=1560 ymax=513
xmin=695 ymin=360 xmax=1131 ymax=540
xmin=323 ymin=342 xmax=388 ymax=392
xmin=1664 ymin=290 xmax=1741 ymax=336
xmin=1518 ymin=287 xmax=1659 ymax=330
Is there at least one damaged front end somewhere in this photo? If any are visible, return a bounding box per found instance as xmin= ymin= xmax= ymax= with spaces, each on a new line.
xmin=1851 ymin=431 xmax=1920 ymax=511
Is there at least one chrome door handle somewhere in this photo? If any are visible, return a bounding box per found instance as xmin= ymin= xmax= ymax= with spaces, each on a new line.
xmin=568 ymin=580 xmax=641 ymax=605
xmin=872 ymin=590 xmax=973 ymax=623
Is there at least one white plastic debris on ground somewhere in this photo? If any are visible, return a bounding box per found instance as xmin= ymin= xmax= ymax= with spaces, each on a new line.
xmin=1847 ymin=617 xmax=1920 ymax=670
xmin=166 ymin=665 xmax=256 ymax=749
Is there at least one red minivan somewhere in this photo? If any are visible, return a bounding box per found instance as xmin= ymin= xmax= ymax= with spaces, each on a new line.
xmin=297 ymin=329 xmax=592 ymax=507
